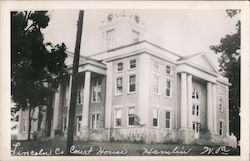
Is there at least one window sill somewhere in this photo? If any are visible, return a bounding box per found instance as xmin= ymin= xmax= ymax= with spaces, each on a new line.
xmin=127 ymin=92 xmax=136 ymax=95
xmin=165 ymin=95 xmax=172 ymax=99
xmin=115 ymin=93 xmax=122 ymax=96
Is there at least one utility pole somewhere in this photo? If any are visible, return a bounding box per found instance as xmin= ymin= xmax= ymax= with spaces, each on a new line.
xmin=66 ymin=10 xmax=84 ymax=155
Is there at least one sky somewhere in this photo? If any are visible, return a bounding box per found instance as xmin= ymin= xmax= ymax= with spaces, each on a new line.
xmin=43 ymin=9 xmax=240 ymax=67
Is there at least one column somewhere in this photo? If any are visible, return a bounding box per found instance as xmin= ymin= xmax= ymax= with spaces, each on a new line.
xmin=65 ymin=75 xmax=72 ymax=135
xmin=207 ymin=82 xmax=213 ymax=131
xmin=82 ymin=71 xmax=91 ymax=129
xmin=51 ymin=85 xmax=61 ymax=138
xmin=105 ymin=63 xmax=113 ymax=141
xmin=138 ymin=54 xmax=150 ymax=126
xmin=180 ymin=72 xmax=188 ymax=129
xmin=187 ymin=74 xmax=193 ymax=129
xmin=212 ymin=83 xmax=217 ymax=134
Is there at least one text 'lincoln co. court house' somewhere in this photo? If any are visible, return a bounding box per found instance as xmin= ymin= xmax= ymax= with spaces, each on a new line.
xmin=16 ymin=11 xmax=237 ymax=147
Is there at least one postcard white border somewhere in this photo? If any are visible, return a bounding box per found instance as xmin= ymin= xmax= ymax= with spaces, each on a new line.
xmin=0 ymin=1 xmax=249 ymax=161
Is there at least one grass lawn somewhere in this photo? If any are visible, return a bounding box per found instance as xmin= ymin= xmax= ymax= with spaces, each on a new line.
xmin=11 ymin=140 xmax=240 ymax=156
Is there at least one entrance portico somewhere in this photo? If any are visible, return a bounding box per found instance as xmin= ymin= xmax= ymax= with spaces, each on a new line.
xmin=177 ymin=58 xmax=219 ymax=143
xmin=50 ymin=58 xmax=106 ymax=139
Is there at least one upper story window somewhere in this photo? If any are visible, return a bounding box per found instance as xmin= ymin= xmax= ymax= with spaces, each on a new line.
xmin=132 ymin=30 xmax=140 ymax=43
xmin=192 ymin=88 xmax=199 ymax=99
xmin=192 ymin=104 xmax=200 ymax=116
xmin=166 ymin=65 xmax=172 ymax=75
xmin=115 ymin=108 xmax=122 ymax=127
xmin=219 ymin=97 xmax=223 ymax=112
xmin=129 ymin=59 xmax=136 ymax=70
xmin=115 ymin=77 xmax=123 ymax=96
xmin=116 ymin=62 xmax=123 ymax=72
xmin=166 ymin=79 xmax=172 ymax=97
xmin=106 ymin=29 xmax=115 ymax=49
xmin=165 ymin=111 xmax=171 ymax=129
xmin=128 ymin=106 xmax=136 ymax=126
xmin=153 ymin=75 xmax=160 ymax=94
xmin=128 ymin=75 xmax=136 ymax=93
xmin=77 ymin=89 xmax=83 ymax=105
xmin=153 ymin=108 xmax=158 ymax=127
xmin=92 ymin=79 xmax=102 ymax=103
xmin=153 ymin=61 xmax=160 ymax=72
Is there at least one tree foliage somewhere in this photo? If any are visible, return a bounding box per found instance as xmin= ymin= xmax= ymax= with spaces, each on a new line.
xmin=11 ymin=11 xmax=68 ymax=109
xmin=210 ymin=9 xmax=240 ymax=140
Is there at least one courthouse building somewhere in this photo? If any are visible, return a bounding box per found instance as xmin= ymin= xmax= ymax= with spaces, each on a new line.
xmin=16 ymin=12 xmax=237 ymax=147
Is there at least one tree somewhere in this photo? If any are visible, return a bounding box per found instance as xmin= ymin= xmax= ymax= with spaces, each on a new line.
xmin=11 ymin=11 xmax=68 ymax=140
xmin=210 ymin=9 xmax=241 ymax=140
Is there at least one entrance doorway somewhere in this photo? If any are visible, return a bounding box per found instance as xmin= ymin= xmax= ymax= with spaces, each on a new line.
xmin=193 ymin=122 xmax=200 ymax=138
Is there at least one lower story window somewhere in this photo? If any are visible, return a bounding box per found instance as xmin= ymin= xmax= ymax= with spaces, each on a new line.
xmin=219 ymin=121 xmax=223 ymax=136
xmin=165 ymin=111 xmax=171 ymax=128
xmin=192 ymin=122 xmax=200 ymax=133
xmin=115 ymin=108 xmax=122 ymax=127
xmin=153 ymin=109 xmax=158 ymax=127
xmin=91 ymin=114 xmax=100 ymax=129
xmin=128 ymin=106 xmax=135 ymax=126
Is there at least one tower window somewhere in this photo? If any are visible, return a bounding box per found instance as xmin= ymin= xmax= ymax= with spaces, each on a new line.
xmin=106 ymin=29 xmax=115 ymax=49
xmin=132 ymin=30 xmax=140 ymax=43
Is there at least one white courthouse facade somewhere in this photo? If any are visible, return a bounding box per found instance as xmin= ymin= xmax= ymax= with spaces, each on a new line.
xmin=17 ymin=12 xmax=237 ymax=147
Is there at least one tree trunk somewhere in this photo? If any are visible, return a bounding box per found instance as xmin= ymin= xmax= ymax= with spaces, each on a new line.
xmin=66 ymin=10 xmax=84 ymax=155
xmin=46 ymin=94 xmax=53 ymax=136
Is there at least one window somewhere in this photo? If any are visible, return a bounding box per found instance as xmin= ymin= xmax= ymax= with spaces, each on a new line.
xmin=196 ymin=105 xmax=199 ymax=116
xmin=166 ymin=80 xmax=172 ymax=97
xmin=128 ymin=75 xmax=136 ymax=93
xmin=77 ymin=89 xmax=83 ymax=105
xmin=132 ymin=30 xmax=140 ymax=43
xmin=192 ymin=105 xmax=195 ymax=115
xmin=129 ymin=59 xmax=136 ymax=70
xmin=219 ymin=97 xmax=223 ymax=111
xmin=128 ymin=106 xmax=136 ymax=126
xmin=76 ymin=116 xmax=82 ymax=134
xmin=91 ymin=114 xmax=100 ymax=129
xmin=153 ymin=109 xmax=158 ymax=127
xmin=115 ymin=77 xmax=123 ymax=95
xmin=192 ymin=122 xmax=200 ymax=133
xmin=166 ymin=65 xmax=172 ymax=75
xmin=21 ymin=118 xmax=26 ymax=133
xmin=166 ymin=111 xmax=171 ymax=128
xmin=192 ymin=88 xmax=199 ymax=99
xmin=153 ymin=61 xmax=160 ymax=71
xmin=92 ymin=79 xmax=102 ymax=102
xmin=117 ymin=62 xmax=123 ymax=72
xmin=219 ymin=121 xmax=223 ymax=136
xmin=63 ymin=117 xmax=67 ymax=132
xmin=153 ymin=75 xmax=160 ymax=94
xmin=115 ymin=108 xmax=122 ymax=127
xmin=106 ymin=29 xmax=115 ymax=49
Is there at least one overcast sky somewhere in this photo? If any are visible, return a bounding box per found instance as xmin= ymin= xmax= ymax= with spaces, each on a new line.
xmin=43 ymin=9 xmax=240 ymax=66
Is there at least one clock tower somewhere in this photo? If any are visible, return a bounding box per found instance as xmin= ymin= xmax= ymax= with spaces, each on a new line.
xmin=99 ymin=11 xmax=147 ymax=50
